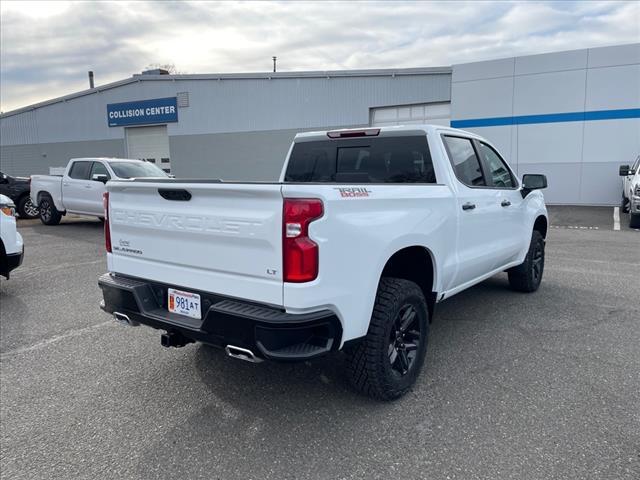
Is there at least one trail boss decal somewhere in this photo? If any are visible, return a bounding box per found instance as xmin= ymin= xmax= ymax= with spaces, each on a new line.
xmin=335 ymin=187 xmax=372 ymax=198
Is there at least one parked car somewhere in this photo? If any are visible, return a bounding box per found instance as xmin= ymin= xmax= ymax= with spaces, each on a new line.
xmin=621 ymin=155 xmax=640 ymax=214
xmin=0 ymin=171 xmax=39 ymax=219
xmin=619 ymin=162 xmax=640 ymax=228
xmin=0 ymin=194 xmax=24 ymax=279
xmin=98 ymin=125 xmax=548 ymax=400
xmin=31 ymin=158 xmax=168 ymax=225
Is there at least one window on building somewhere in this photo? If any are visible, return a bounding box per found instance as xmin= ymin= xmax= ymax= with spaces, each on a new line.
xmin=442 ymin=136 xmax=486 ymax=187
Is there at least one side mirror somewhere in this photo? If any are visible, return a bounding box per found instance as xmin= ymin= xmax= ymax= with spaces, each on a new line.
xmin=92 ymin=174 xmax=109 ymax=184
xmin=0 ymin=175 xmax=7 ymax=184
xmin=521 ymin=174 xmax=547 ymax=198
xmin=619 ymin=165 xmax=630 ymax=177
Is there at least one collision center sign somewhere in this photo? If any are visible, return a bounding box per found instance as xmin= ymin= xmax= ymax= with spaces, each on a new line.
xmin=107 ymin=97 xmax=178 ymax=127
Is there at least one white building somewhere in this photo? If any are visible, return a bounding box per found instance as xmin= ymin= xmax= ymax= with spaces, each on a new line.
xmin=1 ymin=43 xmax=638 ymax=205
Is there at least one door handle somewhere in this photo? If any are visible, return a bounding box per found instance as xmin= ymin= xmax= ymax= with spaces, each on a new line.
xmin=462 ymin=202 xmax=476 ymax=211
xmin=501 ymin=199 xmax=511 ymax=207
xmin=63 ymin=183 xmax=69 ymax=187
xmin=84 ymin=185 xmax=92 ymax=189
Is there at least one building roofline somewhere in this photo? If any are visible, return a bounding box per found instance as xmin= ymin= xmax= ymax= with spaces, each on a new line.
xmin=0 ymin=66 xmax=452 ymax=119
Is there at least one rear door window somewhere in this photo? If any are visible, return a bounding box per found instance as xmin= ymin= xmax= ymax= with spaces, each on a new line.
xmin=442 ymin=136 xmax=486 ymax=187
xmin=68 ymin=161 xmax=92 ymax=180
xmin=285 ymin=136 xmax=436 ymax=183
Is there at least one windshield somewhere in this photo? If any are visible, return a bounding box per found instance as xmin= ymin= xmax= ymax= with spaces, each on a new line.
xmin=109 ymin=162 xmax=168 ymax=179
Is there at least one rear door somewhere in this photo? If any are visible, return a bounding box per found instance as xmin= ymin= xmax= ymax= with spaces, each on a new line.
xmin=107 ymin=181 xmax=284 ymax=306
xmin=63 ymin=161 xmax=93 ymax=213
xmin=441 ymin=135 xmax=501 ymax=287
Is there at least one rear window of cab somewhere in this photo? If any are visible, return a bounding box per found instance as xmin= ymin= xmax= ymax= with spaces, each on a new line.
xmin=285 ymin=136 xmax=436 ymax=184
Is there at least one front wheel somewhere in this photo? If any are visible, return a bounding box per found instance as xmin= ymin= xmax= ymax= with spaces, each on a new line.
xmin=38 ymin=196 xmax=62 ymax=225
xmin=345 ymin=278 xmax=429 ymax=401
xmin=18 ymin=195 xmax=39 ymax=219
xmin=508 ymin=230 xmax=545 ymax=292
xmin=630 ymin=213 xmax=640 ymax=229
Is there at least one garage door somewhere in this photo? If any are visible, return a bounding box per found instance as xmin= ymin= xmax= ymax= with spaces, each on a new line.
xmin=125 ymin=125 xmax=172 ymax=173
xmin=371 ymin=102 xmax=451 ymax=127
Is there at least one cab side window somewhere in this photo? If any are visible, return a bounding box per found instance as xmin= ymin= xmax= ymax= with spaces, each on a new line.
xmin=477 ymin=142 xmax=515 ymax=188
xmin=68 ymin=161 xmax=92 ymax=180
xmin=90 ymin=162 xmax=111 ymax=180
xmin=442 ymin=136 xmax=486 ymax=187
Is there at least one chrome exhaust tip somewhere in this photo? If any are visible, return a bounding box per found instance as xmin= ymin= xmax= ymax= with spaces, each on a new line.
xmin=225 ymin=345 xmax=263 ymax=363
xmin=113 ymin=311 xmax=139 ymax=327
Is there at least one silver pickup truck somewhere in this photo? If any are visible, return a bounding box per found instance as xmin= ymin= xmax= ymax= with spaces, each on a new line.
xmin=31 ymin=157 xmax=168 ymax=225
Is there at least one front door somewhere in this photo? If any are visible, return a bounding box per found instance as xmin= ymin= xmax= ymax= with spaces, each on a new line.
xmin=85 ymin=162 xmax=110 ymax=215
xmin=475 ymin=140 xmax=527 ymax=268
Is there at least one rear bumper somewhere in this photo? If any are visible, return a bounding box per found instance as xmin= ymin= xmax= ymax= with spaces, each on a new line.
xmin=1 ymin=248 xmax=24 ymax=278
xmin=98 ymin=273 xmax=342 ymax=361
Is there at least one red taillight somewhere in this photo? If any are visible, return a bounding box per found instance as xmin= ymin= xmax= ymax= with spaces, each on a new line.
xmin=103 ymin=192 xmax=112 ymax=253
xmin=283 ymin=198 xmax=323 ymax=282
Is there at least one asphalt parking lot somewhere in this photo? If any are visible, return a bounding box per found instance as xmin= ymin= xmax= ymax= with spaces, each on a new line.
xmin=1 ymin=207 xmax=638 ymax=480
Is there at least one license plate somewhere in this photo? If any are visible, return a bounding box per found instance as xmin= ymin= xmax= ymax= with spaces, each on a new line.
xmin=168 ymin=288 xmax=201 ymax=320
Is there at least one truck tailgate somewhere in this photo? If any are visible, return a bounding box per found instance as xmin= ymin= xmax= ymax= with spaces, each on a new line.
xmin=107 ymin=181 xmax=284 ymax=307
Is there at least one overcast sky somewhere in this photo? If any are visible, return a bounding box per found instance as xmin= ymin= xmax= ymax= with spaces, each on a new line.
xmin=1 ymin=0 xmax=639 ymax=112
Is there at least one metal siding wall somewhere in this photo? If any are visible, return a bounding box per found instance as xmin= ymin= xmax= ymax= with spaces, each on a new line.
xmin=1 ymin=73 xmax=451 ymax=146
xmin=0 ymin=139 xmax=125 ymax=176
xmin=0 ymin=110 xmax=38 ymax=145
xmin=451 ymin=43 xmax=640 ymax=205
xmin=168 ymin=128 xmax=305 ymax=181
xmin=0 ymin=71 xmax=450 ymax=179
xmin=168 ymin=74 xmax=450 ymax=135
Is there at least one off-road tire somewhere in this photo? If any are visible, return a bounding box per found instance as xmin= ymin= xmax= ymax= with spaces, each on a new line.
xmin=38 ymin=195 xmax=62 ymax=225
xmin=345 ymin=278 xmax=429 ymax=401
xmin=508 ymin=230 xmax=545 ymax=292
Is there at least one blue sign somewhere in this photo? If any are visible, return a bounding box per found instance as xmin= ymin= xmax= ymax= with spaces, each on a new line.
xmin=107 ymin=97 xmax=178 ymax=127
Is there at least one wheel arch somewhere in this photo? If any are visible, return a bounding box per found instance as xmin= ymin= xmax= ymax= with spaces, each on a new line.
xmin=379 ymin=245 xmax=437 ymax=321
xmin=533 ymin=215 xmax=548 ymax=238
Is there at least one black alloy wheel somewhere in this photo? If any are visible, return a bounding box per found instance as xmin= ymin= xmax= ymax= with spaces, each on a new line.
xmin=388 ymin=304 xmax=421 ymax=376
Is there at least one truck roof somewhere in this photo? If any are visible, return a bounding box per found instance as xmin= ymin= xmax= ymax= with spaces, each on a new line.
xmin=68 ymin=157 xmax=143 ymax=163
xmin=293 ymin=124 xmax=479 ymax=142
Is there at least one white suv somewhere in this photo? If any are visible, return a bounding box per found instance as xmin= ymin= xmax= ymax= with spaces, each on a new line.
xmin=0 ymin=194 xmax=24 ymax=279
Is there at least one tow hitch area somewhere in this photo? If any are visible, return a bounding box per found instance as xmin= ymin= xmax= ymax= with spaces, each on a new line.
xmin=160 ymin=331 xmax=195 ymax=348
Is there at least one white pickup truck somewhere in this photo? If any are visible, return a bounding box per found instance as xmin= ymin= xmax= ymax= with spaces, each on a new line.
xmin=98 ymin=125 xmax=548 ymax=400
xmin=31 ymin=157 xmax=168 ymax=225
xmin=619 ymin=159 xmax=640 ymax=228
